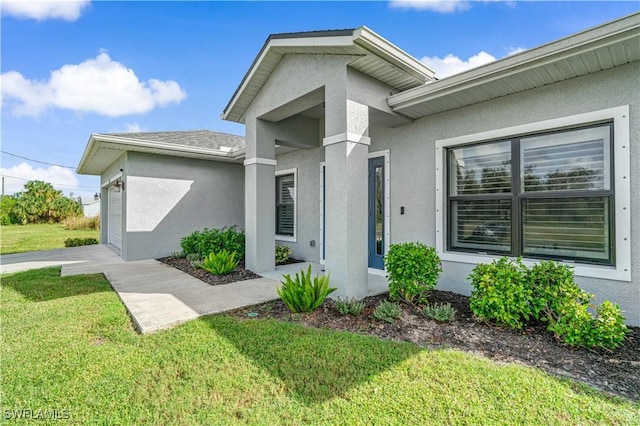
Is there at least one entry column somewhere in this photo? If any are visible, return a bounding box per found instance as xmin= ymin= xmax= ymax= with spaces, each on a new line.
xmin=324 ymin=100 xmax=370 ymax=298
xmin=244 ymin=119 xmax=276 ymax=273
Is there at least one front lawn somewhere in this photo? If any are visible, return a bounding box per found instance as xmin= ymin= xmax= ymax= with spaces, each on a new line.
xmin=0 ymin=223 xmax=100 ymax=254
xmin=2 ymin=268 xmax=638 ymax=424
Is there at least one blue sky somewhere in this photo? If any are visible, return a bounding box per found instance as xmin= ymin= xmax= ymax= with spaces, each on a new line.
xmin=1 ymin=1 xmax=638 ymax=197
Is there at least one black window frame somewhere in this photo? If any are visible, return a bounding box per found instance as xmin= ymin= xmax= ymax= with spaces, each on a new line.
xmin=446 ymin=122 xmax=615 ymax=266
xmin=275 ymin=173 xmax=295 ymax=237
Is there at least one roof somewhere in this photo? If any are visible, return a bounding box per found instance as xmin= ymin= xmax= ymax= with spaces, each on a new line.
xmin=222 ymin=26 xmax=435 ymax=123
xmin=388 ymin=12 xmax=640 ymax=118
xmin=77 ymin=130 xmax=245 ymax=175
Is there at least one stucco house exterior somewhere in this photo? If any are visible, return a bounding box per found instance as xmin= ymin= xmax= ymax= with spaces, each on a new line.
xmin=78 ymin=14 xmax=639 ymax=325
xmin=77 ymin=130 xmax=245 ymax=261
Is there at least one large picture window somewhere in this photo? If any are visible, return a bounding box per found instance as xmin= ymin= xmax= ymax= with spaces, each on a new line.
xmin=276 ymin=171 xmax=296 ymax=238
xmin=447 ymin=123 xmax=614 ymax=265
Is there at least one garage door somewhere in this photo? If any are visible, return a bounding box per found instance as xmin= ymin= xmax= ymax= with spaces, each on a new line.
xmin=108 ymin=186 xmax=122 ymax=249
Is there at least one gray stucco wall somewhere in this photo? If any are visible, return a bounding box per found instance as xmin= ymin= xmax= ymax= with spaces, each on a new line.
xmin=120 ymin=152 xmax=244 ymax=261
xmin=371 ymin=61 xmax=639 ymax=325
xmin=275 ymin=147 xmax=324 ymax=261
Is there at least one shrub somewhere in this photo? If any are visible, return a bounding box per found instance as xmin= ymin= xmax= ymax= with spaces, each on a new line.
xmin=1 ymin=195 xmax=17 ymax=225
xmin=200 ymin=250 xmax=239 ymax=275
xmin=335 ymin=297 xmax=365 ymax=316
xmin=62 ymin=215 xmax=100 ymax=231
xmin=373 ymin=300 xmax=402 ymax=324
xmin=529 ymin=260 xmax=627 ymax=349
xmin=275 ymin=245 xmax=292 ymax=265
xmin=170 ymin=251 xmax=185 ymax=259
xmin=186 ymin=253 xmax=202 ymax=269
xmin=277 ymin=265 xmax=335 ymax=313
xmin=384 ymin=242 xmax=442 ymax=304
xmin=180 ymin=226 xmax=245 ymax=259
xmin=422 ymin=302 xmax=456 ymax=323
xmin=11 ymin=180 xmax=83 ymax=224
xmin=64 ymin=237 xmax=99 ymax=247
xmin=468 ymin=257 xmax=536 ymax=329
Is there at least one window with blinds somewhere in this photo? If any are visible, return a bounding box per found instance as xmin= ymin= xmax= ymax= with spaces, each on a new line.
xmin=276 ymin=173 xmax=295 ymax=237
xmin=447 ymin=123 xmax=614 ymax=265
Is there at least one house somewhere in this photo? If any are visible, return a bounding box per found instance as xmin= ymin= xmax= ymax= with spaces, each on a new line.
xmin=77 ymin=130 xmax=245 ymax=260
xmin=80 ymin=195 xmax=101 ymax=217
xmin=78 ymin=13 xmax=640 ymax=325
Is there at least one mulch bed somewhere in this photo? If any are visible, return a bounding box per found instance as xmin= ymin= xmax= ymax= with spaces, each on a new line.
xmin=157 ymin=256 xmax=639 ymax=401
xmin=229 ymin=291 xmax=640 ymax=402
xmin=158 ymin=257 xmax=261 ymax=286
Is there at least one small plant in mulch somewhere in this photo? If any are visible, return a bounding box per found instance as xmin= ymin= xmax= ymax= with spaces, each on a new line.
xmin=422 ymin=302 xmax=456 ymax=323
xmin=335 ymin=297 xmax=366 ymax=316
xmin=384 ymin=242 xmax=442 ymax=305
xmin=200 ymin=249 xmax=239 ymax=275
xmin=373 ymin=300 xmax=402 ymax=324
xmin=275 ymin=245 xmax=292 ymax=265
xmin=277 ymin=265 xmax=336 ymax=313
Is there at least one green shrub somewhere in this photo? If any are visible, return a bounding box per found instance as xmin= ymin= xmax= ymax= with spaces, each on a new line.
xmin=529 ymin=260 xmax=627 ymax=349
xmin=277 ymin=265 xmax=336 ymax=313
xmin=200 ymin=250 xmax=239 ymax=275
xmin=1 ymin=195 xmax=17 ymax=225
xmin=373 ymin=300 xmax=402 ymax=324
xmin=275 ymin=245 xmax=292 ymax=265
xmin=335 ymin=297 xmax=365 ymax=316
xmin=180 ymin=226 xmax=245 ymax=259
xmin=186 ymin=253 xmax=202 ymax=269
xmin=422 ymin=302 xmax=456 ymax=323
xmin=384 ymin=242 xmax=442 ymax=304
xmin=170 ymin=251 xmax=185 ymax=259
xmin=64 ymin=237 xmax=99 ymax=247
xmin=468 ymin=257 xmax=536 ymax=329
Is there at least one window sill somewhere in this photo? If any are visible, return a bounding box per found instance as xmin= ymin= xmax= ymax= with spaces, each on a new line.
xmin=438 ymin=251 xmax=630 ymax=283
xmin=276 ymin=235 xmax=296 ymax=243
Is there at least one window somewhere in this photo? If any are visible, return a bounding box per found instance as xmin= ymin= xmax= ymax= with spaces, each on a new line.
xmin=447 ymin=123 xmax=614 ymax=265
xmin=276 ymin=170 xmax=296 ymax=240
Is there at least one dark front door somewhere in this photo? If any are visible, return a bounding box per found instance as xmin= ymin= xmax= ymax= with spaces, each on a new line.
xmin=368 ymin=157 xmax=385 ymax=269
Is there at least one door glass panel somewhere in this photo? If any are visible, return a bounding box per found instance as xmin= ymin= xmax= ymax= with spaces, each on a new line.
xmin=375 ymin=165 xmax=383 ymax=255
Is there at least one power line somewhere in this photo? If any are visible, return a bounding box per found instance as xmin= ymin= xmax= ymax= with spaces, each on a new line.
xmin=0 ymin=174 xmax=98 ymax=189
xmin=1 ymin=150 xmax=76 ymax=169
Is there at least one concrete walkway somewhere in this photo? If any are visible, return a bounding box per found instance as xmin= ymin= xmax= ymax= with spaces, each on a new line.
xmin=1 ymin=245 xmax=285 ymax=334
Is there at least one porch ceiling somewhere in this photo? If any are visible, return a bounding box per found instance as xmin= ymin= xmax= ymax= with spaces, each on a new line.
xmin=388 ymin=13 xmax=640 ymax=119
xmin=222 ymin=27 xmax=435 ymax=124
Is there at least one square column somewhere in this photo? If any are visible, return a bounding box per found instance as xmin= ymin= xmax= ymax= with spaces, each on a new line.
xmin=323 ymin=100 xmax=370 ymax=298
xmin=244 ymin=120 xmax=276 ymax=273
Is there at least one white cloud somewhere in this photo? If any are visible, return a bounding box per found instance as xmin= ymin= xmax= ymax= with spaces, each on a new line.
xmin=0 ymin=163 xmax=79 ymax=195
xmin=122 ymin=123 xmax=147 ymax=133
xmin=421 ymin=51 xmax=497 ymax=78
xmin=1 ymin=52 xmax=187 ymax=117
xmin=507 ymin=46 xmax=526 ymax=56
xmin=389 ymin=0 xmax=470 ymax=13
xmin=2 ymin=0 xmax=90 ymax=21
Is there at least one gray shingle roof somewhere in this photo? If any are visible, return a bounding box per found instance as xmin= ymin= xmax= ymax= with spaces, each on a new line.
xmin=106 ymin=130 xmax=245 ymax=152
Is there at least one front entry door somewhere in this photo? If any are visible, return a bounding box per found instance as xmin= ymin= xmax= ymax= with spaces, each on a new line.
xmin=368 ymin=157 xmax=385 ymax=269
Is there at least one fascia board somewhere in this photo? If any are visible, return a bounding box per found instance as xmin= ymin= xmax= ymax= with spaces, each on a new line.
xmin=389 ymin=14 xmax=640 ymax=111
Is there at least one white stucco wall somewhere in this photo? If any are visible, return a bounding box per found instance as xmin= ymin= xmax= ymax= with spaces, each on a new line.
xmin=118 ymin=152 xmax=244 ymax=261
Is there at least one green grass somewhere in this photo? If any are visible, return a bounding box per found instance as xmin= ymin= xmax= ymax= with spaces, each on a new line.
xmin=2 ymin=268 xmax=638 ymax=424
xmin=0 ymin=223 xmax=100 ymax=254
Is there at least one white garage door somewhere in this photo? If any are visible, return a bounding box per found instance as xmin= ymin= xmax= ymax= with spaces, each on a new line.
xmin=108 ymin=186 xmax=122 ymax=249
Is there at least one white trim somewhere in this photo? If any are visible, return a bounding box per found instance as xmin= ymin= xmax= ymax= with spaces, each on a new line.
xmin=323 ymin=132 xmax=371 ymax=147
xmin=275 ymin=168 xmax=297 ymax=243
xmin=368 ymin=149 xmax=391 ymax=258
xmin=244 ymin=157 xmax=277 ymax=166
xmin=319 ymin=162 xmax=326 ymax=265
xmin=435 ymin=106 xmax=631 ymax=282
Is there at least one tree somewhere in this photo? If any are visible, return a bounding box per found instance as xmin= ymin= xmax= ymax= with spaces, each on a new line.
xmin=10 ymin=180 xmax=83 ymax=224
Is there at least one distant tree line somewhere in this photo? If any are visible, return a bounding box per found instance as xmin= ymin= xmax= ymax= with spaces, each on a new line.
xmin=1 ymin=180 xmax=83 ymax=225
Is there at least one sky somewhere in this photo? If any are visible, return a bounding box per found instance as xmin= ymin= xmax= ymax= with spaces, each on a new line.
xmin=1 ymin=0 xmax=638 ymax=198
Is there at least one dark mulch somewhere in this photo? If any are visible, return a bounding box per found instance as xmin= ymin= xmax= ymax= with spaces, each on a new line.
xmin=158 ymin=257 xmax=261 ymax=286
xmin=229 ymin=290 xmax=640 ymax=402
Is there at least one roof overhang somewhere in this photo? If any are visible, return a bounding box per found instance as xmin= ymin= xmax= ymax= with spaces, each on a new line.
xmin=388 ymin=12 xmax=640 ymax=119
xmin=77 ymin=134 xmax=245 ymax=175
xmin=222 ymin=26 xmax=435 ymax=123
